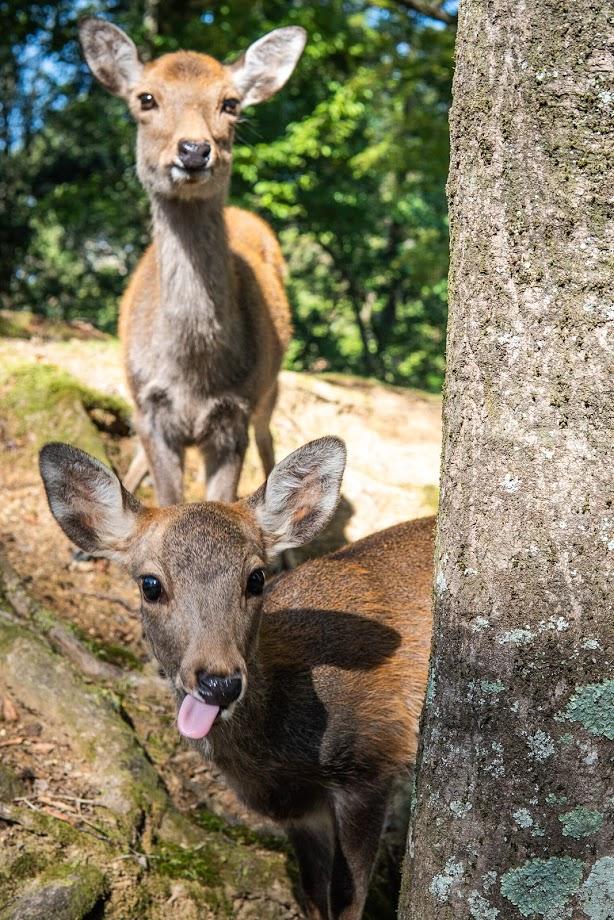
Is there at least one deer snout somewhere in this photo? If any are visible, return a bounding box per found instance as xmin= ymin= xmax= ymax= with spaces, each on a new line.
xmin=177 ymin=139 xmax=211 ymax=171
xmin=197 ymin=672 xmax=242 ymax=708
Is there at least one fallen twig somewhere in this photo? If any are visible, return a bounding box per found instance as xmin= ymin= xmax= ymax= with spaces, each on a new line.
xmin=11 ymin=797 xmax=113 ymax=843
xmin=40 ymin=793 xmax=102 ymax=807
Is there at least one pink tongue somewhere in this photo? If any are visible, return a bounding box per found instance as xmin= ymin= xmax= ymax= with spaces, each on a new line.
xmin=177 ymin=695 xmax=220 ymax=739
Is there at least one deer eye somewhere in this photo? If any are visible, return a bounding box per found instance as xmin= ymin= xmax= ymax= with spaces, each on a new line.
xmin=221 ymin=98 xmax=239 ymax=115
xmin=141 ymin=575 xmax=163 ymax=602
xmin=138 ymin=93 xmax=157 ymax=111
xmin=246 ymin=568 xmax=265 ymax=597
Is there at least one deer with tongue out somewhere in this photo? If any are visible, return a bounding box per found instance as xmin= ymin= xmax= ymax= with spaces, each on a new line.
xmin=39 ymin=437 xmax=434 ymax=920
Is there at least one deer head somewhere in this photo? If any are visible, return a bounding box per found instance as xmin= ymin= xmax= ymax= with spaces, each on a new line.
xmin=39 ymin=438 xmax=345 ymax=738
xmin=79 ymin=18 xmax=306 ymax=200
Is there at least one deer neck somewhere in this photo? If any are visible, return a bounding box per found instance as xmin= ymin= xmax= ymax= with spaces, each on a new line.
xmin=150 ymin=192 xmax=239 ymax=344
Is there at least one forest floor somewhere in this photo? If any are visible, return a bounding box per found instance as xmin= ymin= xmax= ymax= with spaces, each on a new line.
xmin=0 ymin=313 xmax=441 ymax=919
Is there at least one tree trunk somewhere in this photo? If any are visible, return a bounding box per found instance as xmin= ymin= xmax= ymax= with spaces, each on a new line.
xmin=399 ymin=1 xmax=612 ymax=917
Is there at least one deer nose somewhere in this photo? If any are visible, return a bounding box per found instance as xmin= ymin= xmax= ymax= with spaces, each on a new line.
xmin=196 ymin=672 xmax=242 ymax=707
xmin=177 ymin=139 xmax=211 ymax=170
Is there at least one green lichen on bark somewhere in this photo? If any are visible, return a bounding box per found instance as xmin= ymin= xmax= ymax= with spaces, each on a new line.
xmin=429 ymin=859 xmax=465 ymax=902
xmin=512 ymin=808 xmax=533 ymax=829
xmin=559 ymin=807 xmax=603 ymax=838
xmin=579 ymin=857 xmax=614 ymax=920
xmin=480 ymin=680 xmax=505 ymax=695
xmin=564 ymin=682 xmax=614 ymax=740
xmin=499 ymin=857 xmax=584 ymax=917
xmin=468 ymin=890 xmax=499 ymax=920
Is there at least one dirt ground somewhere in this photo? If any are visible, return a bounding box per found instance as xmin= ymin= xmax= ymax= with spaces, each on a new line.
xmin=0 ymin=321 xmax=441 ymax=918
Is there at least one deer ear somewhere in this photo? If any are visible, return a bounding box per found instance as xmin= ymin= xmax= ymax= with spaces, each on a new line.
xmin=39 ymin=443 xmax=141 ymax=559
xmin=246 ymin=437 xmax=346 ymax=556
xmin=79 ymin=17 xmax=143 ymax=98
xmin=229 ymin=27 xmax=307 ymax=107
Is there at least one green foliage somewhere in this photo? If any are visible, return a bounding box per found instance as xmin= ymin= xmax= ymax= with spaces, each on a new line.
xmin=2 ymin=1 xmax=453 ymax=390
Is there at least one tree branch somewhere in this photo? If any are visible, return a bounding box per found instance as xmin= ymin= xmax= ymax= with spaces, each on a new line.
xmin=388 ymin=0 xmax=457 ymax=26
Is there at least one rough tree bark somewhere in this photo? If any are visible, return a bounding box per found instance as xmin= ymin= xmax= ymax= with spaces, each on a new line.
xmin=399 ymin=1 xmax=612 ymax=917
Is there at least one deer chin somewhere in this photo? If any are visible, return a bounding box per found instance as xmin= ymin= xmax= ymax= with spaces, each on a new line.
xmin=170 ymin=164 xmax=213 ymax=185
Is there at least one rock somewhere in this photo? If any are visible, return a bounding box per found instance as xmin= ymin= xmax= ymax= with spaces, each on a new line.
xmin=0 ymin=622 xmax=167 ymax=836
xmin=0 ymin=864 xmax=106 ymax=920
xmin=0 ymin=763 xmax=25 ymax=802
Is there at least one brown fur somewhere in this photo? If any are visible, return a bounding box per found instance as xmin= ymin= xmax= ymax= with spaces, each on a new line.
xmin=260 ymin=517 xmax=434 ymax=769
xmin=165 ymin=513 xmax=433 ymax=920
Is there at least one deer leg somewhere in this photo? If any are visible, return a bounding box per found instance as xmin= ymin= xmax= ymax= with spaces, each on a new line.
xmin=125 ymin=403 xmax=185 ymax=506
xmin=287 ymin=809 xmax=335 ymax=920
xmin=200 ymin=407 xmax=249 ymax=503
xmin=253 ymin=382 xmax=278 ymax=479
xmin=145 ymin=436 xmax=184 ymax=506
xmin=329 ymin=784 xmax=390 ymax=920
xmin=122 ymin=443 xmax=148 ymax=494
xmin=133 ymin=416 xmax=184 ymax=506
xmin=253 ymin=383 xmax=299 ymax=569
xmin=203 ymin=445 xmax=245 ymax=503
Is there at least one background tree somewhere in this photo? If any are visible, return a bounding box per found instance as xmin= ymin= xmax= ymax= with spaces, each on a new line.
xmin=1 ymin=0 xmax=455 ymax=390
xmin=399 ymin=0 xmax=611 ymax=915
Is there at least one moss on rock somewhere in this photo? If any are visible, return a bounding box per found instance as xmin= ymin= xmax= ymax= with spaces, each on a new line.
xmin=0 ymin=611 xmax=301 ymax=918
xmin=0 ymin=310 xmax=108 ymax=342
xmin=0 ymin=862 xmax=107 ymax=920
xmin=0 ymin=363 xmax=130 ymax=461
xmin=0 ymin=620 xmax=168 ymax=840
xmin=0 ymin=311 xmax=35 ymax=339
xmin=69 ymin=622 xmax=144 ymax=672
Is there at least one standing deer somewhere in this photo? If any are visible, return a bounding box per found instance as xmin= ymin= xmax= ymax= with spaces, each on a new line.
xmin=79 ymin=18 xmax=306 ymax=504
xmin=40 ymin=437 xmax=434 ymax=920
